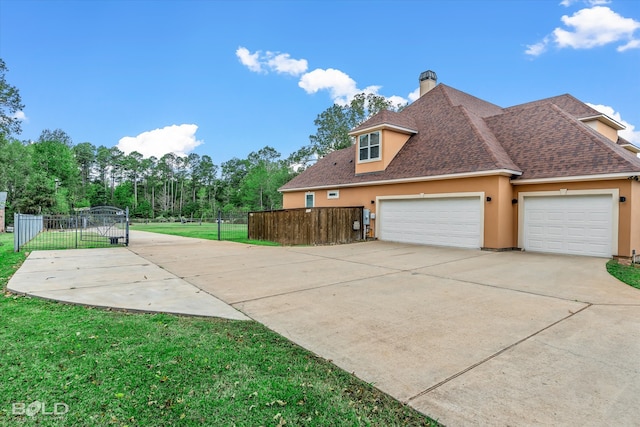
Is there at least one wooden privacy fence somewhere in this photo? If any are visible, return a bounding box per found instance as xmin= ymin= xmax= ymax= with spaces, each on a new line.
xmin=248 ymin=207 xmax=364 ymax=245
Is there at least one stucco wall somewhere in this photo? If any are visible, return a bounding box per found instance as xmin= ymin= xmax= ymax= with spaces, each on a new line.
xmin=283 ymin=177 xmax=639 ymax=256
xmin=354 ymin=129 xmax=411 ymax=174
xmin=283 ymin=175 xmax=515 ymax=250
xmin=626 ymin=180 xmax=640 ymax=257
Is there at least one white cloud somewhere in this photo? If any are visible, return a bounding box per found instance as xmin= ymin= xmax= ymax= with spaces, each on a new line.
xmin=587 ymin=103 xmax=640 ymax=144
xmin=11 ymin=110 xmax=27 ymax=122
xmin=267 ymin=53 xmax=308 ymax=75
xmin=525 ymin=36 xmax=551 ymax=56
xmin=298 ymin=68 xmax=361 ymax=105
xmin=407 ymin=87 xmax=421 ymax=103
xmin=239 ymin=46 xmax=416 ymax=106
xmin=298 ymin=68 xmax=411 ymax=106
xmin=554 ymin=7 xmax=640 ymax=48
xmin=235 ymin=47 xmax=262 ymax=73
xmin=527 ymin=6 xmax=640 ymax=56
xmin=618 ymin=39 xmax=640 ymax=52
xmin=117 ymin=124 xmax=203 ymax=158
xmin=561 ymin=0 xmax=611 ymax=6
xmin=236 ymin=46 xmax=308 ymax=76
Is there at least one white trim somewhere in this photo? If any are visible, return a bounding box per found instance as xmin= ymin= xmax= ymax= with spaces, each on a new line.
xmin=280 ymin=169 xmax=522 ymax=193
xmin=580 ymin=114 xmax=625 ymax=130
xmin=349 ymin=123 xmax=418 ymax=136
xmin=517 ymin=189 xmax=619 ymax=256
xmin=620 ymin=143 xmax=640 ymax=154
xmin=357 ymin=131 xmax=381 ymax=163
xmin=305 ymin=192 xmax=315 ymax=208
xmin=511 ymin=172 xmax=639 ymax=185
xmin=375 ymin=192 xmax=485 ymax=248
xmin=327 ymin=190 xmax=339 ymax=199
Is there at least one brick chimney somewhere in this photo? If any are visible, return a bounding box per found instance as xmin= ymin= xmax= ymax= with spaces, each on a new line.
xmin=419 ymin=70 xmax=437 ymax=96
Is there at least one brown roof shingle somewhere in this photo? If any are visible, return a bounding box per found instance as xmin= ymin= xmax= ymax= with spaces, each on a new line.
xmin=280 ymin=84 xmax=640 ymax=191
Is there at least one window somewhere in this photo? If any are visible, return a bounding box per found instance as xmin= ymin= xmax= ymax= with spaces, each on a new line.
xmin=305 ymin=192 xmax=315 ymax=208
xmin=327 ymin=190 xmax=339 ymax=199
xmin=359 ymin=131 xmax=380 ymax=162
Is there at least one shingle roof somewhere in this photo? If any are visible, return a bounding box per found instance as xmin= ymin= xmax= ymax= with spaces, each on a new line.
xmin=485 ymin=102 xmax=640 ymax=180
xmin=280 ymin=84 xmax=640 ymax=191
xmin=351 ymin=110 xmax=418 ymax=133
xmin=505 ymin=93 xmax=602 ymax=118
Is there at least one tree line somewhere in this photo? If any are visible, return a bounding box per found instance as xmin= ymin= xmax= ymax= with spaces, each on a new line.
xmin=0 ymin=58 xmax=401 ymax=220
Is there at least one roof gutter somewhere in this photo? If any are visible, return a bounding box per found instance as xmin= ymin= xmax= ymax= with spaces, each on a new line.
xmin=348 ymin=123 xmax=418 ymax=136
xmin=579 ymin=114 xmax=625 ymax=130
xmin=511 ymin=172 xmax=640 ymax=185
xmin=280 ymin=169 xmax=522 ymax=193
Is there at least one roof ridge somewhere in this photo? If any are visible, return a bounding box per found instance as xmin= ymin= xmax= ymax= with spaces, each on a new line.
xmin=506 ymin=93 xmax=602 ymax=118
xmin=455 ymin=105 xmax=520 ymax=172
xmin=548 ymin=103 xmax=640 ymax=168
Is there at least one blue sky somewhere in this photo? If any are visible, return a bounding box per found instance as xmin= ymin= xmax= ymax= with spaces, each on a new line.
xmin=1 ymin=0 xmax=639 ymax=164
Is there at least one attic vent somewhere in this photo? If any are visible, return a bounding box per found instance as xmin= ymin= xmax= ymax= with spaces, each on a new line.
xmin=419 ymin=70 xmax=437 ymax=97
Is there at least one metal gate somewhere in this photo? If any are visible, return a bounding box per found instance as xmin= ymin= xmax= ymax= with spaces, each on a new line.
xmin=14 ymin=206 xmax=129 ymax=252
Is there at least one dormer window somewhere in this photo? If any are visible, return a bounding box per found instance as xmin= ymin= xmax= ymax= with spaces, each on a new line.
xmin=359 ymin=132 xmax=380 ymax=162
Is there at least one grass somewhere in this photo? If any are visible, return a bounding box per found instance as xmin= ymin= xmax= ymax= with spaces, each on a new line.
xmin=20 ymin=230 xmax=124 ymax=251
xmin=0 ymin=232 xmax=438 ymax=426
xmin=131 ymin=222 xmax=279 ymax=246
xmin=606 ymin=259 xmax=640 ymax=290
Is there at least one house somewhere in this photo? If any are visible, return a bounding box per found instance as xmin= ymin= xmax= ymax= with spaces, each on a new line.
xmin=279 ymin=71 xmax=640 ymax=258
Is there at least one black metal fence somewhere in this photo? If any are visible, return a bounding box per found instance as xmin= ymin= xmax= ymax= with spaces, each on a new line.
xmin=14 ymin=206 xmax=129 ymax=252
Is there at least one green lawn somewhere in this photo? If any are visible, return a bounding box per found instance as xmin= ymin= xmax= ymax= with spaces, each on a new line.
xmin=606 ymin=259 xmax=640 ymax=290
xmin=0 ymin=233 xmax=438 ymax=426
xmin=131 ymin=221 xmax=278 ymax=245
xmin=19 ymin=229 xmax=125 ymax=251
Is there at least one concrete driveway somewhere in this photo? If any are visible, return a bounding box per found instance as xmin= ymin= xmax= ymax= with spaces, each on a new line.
xmin=10 ymin=230 xmax=640 ymax=426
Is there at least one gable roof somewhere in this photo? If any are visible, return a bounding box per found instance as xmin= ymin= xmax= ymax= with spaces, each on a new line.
xmin=350 ymin=109 xmax=418 ymax=134
xmin=281 ymin=84 xmax=640 ymax=191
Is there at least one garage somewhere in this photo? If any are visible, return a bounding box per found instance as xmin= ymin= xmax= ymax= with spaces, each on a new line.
xmin=522 ymin=194 xmax=614 ymax=257
xmin=377 ymin=196 xmax=482 ymax=248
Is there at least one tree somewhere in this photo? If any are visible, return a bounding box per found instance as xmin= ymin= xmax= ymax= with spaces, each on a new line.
xmin=73 ymin=142 xmax=96 ymax=190
xmin=0 ymin=58 xmax=25 ymax=136
xmin=95 ymin=145 xmax=112 ymax=192
xmin=290 ymin=92 xmax=403 ymax=168
xmin=38 ymin=128 xmax=73 ymax=147
xmin=220 ymin=157 xmax=249 ymax=207
xmin=0 ymin=134 xmax=31 ymax=217
xmin=123 ymin=151 xmax=143 ymax=208
xmin=31 ymin=137 xmax=80 ymax=212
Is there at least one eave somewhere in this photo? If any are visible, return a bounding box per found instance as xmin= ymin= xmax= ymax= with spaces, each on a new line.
xmin=348 ymin=123 xmax=418 ymax=136
xmin=511 ymin=172 xmax=640 ymax=185
xmin=280 ymin=169 xmax=522 ymax=193
xmin=579 ymin=114 xmax=625 ymax=130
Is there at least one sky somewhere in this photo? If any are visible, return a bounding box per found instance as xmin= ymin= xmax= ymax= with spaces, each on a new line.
xmin=0 ymin=0 xmax=639 ymax=165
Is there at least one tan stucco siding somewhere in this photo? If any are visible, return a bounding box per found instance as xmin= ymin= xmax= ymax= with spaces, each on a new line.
xmin=283 ymin=175 xmax=514 ymax=250
xmin=283 ymin=177 xmax=639 ymax=256
xmin=628 ymin=181 xmax=640 ymax=257
xmin=354 ymin=130 xmax=411 ymax=174
xmin=583 ymin=119 xmax=619 ymax=142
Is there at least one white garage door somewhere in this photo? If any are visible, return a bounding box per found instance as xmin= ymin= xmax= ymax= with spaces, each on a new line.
xmin=523 ymin=195 xmax=613 ymax=257
xmin=378 ymin=197 xmax=482 ymax=248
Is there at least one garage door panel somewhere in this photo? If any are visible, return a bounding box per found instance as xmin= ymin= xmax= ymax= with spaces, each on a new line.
xmin=379 ymin=197 xmax=481 ymax=249
xmin=523 ymin=195 xmax=612 ymax=257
